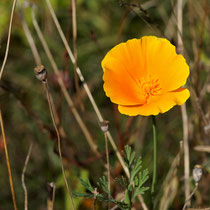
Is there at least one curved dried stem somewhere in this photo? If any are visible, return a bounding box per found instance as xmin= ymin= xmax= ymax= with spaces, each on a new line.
xmin=43 ymin=81 xmax=75 ymax=210
xmin=22 ymin=143 xmax=33 ymax=210
xmin=31 ymin=7 xmax=101 ymax=158
xmin=0 ymin=110 xmax=18 ymax=210
xmin=182 ymin=184 xmax=198 ymax=210
xmin=45 ymin=0 xmax=129 ymax=179
xmin=0 ymin=0 xmax=17 ymax=79
xmin=0 ymin=1 xmax=18 ymax=209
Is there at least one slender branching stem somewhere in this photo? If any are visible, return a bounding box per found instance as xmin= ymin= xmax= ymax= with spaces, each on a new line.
xmin=36 ymin=2 xmax=147 ymax=209
xmin=22 ymin=143 xmax=33 ymax=210
xmin=0 ymin=1 xmax=18 ymax=208
xmin=0 ymin=0 xmax=17 ymax=79
xmin=43 ymin=81 xmax=75 ymax=210
xmin=0 ymin=110 xmax=18 ymax=210
xmin=45 ymin=0 xmax=129 ymax=180
xmin=182 ymin=184 xmax=198 ymax=210
xmin=32 ymin=10 xmax=102 ymax=159
xmin=31 ymin=7 xmax=101 ymax=158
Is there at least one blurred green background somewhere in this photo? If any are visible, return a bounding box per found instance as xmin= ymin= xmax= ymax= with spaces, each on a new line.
xmin=0 ymin=0 xmax=209 ymax=209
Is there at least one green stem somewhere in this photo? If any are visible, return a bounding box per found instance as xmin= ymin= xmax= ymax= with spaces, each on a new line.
xmin=151 ymin=116 xmax=157 ymax=203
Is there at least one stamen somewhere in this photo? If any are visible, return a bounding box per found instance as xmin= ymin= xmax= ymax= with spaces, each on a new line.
xmin=138 ymin=76 xmax=162 ymax=102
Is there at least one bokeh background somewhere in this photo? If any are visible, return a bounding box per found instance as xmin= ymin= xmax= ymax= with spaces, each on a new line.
xmin=0 ymin=0 xmax=209 ymax=209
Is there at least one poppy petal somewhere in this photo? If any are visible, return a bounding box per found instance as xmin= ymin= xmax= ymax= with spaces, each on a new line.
xmin=102 ymin=41 xmax=147 ymax=105
xmin=140 ymin=36 xmax=190 ymax=92
xmin=118 ymin=88 xmax=190 ymax=116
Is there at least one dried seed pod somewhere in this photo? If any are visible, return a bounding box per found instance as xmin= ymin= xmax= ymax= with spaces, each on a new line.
xmin=47 ymin=182 xmax=56 ymax=201
xmin=100 ymin=120 xmax=109 ymax=133
xmin=34 ymin=65 xmax=47 ymax=82
xmin=193 ymin=165 xmax=203 ymax=183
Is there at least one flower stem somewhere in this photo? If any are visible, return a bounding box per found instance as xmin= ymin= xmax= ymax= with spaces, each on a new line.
xmin=151 ymin=115 xmax=157 ymax=205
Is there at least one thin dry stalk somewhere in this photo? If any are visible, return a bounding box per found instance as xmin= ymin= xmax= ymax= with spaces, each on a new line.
xmin=0 ymin=110 xmax=18 ymax=210
xmin=187 ymin=0 xmax=198 ymax=63
xmin=117 ymin=9 xmax=130 ymax=43
xmin=44 ymin=1 xmax=148 ymax=209
xmin=43 ymin=81 xmax=75 ymax=210
xmin=190 ymin=87 xmax=209 ymax=128
xmin=194 ymin=145 xmax=210 ymax=153
xmin=0 ymin=0 xmax=17 ymax=79
xmin=72 ymin=0 xmax=78 ymax=70
xmin=0 ymin=1 xmax=18 ymax=209
xmin=45 ymin=0 xmax=103 ymax=121
xmin=166 ymin=0 xmax=187 ymax=42
xmin=194 ymin=0 xmax=208 ymax=89
xmin=19 ymin=6 xmax=68 ymax=140
xmin=121 ymin=0 xmax=160 ymax=35
xmin=45 ymin=0 xmax=129 ymax=178
xmin=181 ymin=104 xmax=190 ymax=205
xmin=105 ymin=132 xmax=111 ymax=209
xmin=92 ymin=188 xmax=98 ymax=210
xmin=158 ymin=141 xmax=183 ymax=209
xmin=71 ymin=0 xmax=82 ymax=110
xmin=31 ymin=7 xmax=101 ymax=158
xmin=47 ymin=90 xmax=67 ymax=139
xmin=137 ymin=195 xmax=148 ymax=210
xmin=182 ymin=184 xmax=198 ymax=210
xmin=187 ymin=208 xmax=210 ymax=210
xmin=177 ymin=0 xmax=190 ymax=206
xmin=47 ymin=182 xmax=56 ymax=210
xmin=19 ymin=7 xmax=41 ymax=65
xmin=22 ymin=143 xmax=33 ymax=210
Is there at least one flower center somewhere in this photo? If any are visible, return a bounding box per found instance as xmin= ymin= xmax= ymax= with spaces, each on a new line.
xmin=139 ymin=76 xmax=161 ymax=102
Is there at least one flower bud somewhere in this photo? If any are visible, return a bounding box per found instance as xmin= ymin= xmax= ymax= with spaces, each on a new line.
xmin=34 ymin=65 xmax=47 ymax=82
xmin=100 ymin=120 xmax=109 ymax=133
xmin=193 ymin=165 xmax=203 ymax=183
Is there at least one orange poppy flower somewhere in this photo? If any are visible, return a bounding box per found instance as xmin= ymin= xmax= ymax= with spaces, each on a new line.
xmin=101 ymin=36 xmax=190 ymax=116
